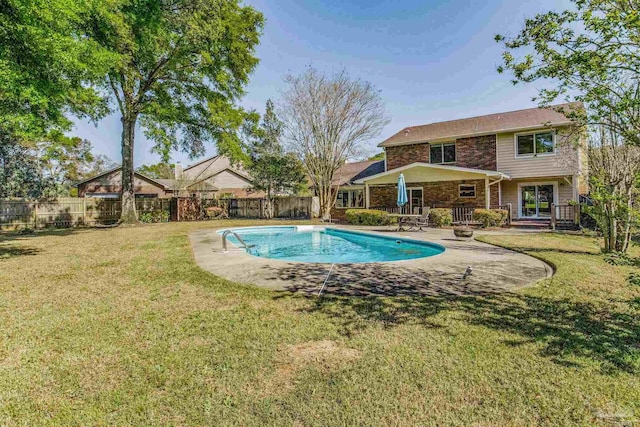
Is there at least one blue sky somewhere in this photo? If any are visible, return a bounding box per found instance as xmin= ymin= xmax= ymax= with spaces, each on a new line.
xmin=72 ymin=0 xmax=572 ymax=167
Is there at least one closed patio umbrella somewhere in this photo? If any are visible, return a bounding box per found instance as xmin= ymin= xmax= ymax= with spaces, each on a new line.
xmin=397 ymin=173 xmax=408 ymax=212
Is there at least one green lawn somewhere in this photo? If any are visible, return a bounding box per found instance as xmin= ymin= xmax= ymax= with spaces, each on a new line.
xmin=0 ymin=221 xmax=638 ymax=426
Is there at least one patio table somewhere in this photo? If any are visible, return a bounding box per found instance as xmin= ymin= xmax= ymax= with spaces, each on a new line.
xmin=387 ymin=213 xmax=421 ymax=231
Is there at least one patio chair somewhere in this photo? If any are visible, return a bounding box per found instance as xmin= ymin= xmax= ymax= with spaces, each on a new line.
xmin=320 ymin=213 xmax=332 ymax=224
xmin=407 ymin=208 xmax=430 ymax=231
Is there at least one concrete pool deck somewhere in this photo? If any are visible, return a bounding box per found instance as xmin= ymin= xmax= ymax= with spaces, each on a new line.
xmin=188 ymin=225 xmax=553 ymax=297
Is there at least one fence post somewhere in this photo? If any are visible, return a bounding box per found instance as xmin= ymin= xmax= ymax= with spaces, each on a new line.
xmin=507 ymin=203 xmax=512 ymax=226
xmin=32 ymin=201 xmax=38 ymax=229
xmin=550 ymin=203 xmax=556 ymax=230
xmin=82 ymin=198 xmax=86 ymax=225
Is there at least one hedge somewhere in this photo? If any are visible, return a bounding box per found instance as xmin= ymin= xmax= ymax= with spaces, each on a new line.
xmin=345 ymin=209 xmax=393 ymax=226
xmin=473 ymin=208 xmax=508 ymax=228
xmin=430 ymin=208 xmax=453 ymax=227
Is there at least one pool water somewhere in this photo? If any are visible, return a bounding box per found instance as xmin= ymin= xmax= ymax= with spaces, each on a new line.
xmin=219 ymin=226 xmax=445 ymax=263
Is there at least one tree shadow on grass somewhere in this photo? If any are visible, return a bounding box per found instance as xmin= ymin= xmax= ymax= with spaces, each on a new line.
xmin=268 ymin=259 xmax=638 ymax=375
xmin=0 ymin=244 xmax=41 ymax=259
xmin=294 ymin=292 xmax=639 ymax=375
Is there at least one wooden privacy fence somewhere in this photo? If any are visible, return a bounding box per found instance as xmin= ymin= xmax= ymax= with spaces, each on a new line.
xmin=0 ymin=198 xmax=170 ymax=230
xmin=172 ymin=196 xmax=316 ymax=221
xmin=227 ymin=196 xmax=314 ymax=219
xmin=1 ymin=196 xmax=317 ymax=230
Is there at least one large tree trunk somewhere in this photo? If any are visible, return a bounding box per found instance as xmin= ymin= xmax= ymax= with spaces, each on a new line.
xmin=120 ymin=114 xmax=138 ymax=224
xmin=320 ymin=183 xmax=332 ymax=221
xmin=264 ymin=187 xmax=274 ymax=219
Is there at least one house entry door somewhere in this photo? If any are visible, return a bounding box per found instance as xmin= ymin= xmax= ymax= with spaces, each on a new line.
xmin=407 ymin=187 xmax=423 ymax=214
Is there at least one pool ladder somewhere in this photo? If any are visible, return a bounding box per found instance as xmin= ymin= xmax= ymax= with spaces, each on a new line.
xmin=221 ymin=230 xmax=255 ymax=252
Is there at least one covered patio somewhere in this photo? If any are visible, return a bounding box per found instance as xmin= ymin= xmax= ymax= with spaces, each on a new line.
xmin=353 ymin=163 xmax=510 ymax=222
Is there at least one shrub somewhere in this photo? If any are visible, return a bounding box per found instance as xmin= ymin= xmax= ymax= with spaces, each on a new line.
xmin=473 ymin=209 xmax=508 ymax=228
xmin=205 ymin=206 xmax=225 ymax=219
xmin=139 ymin=211 xmax=169 ymax=223
xmin=430 ymin=208 xmax=452 ymax=227
xmin=345 ymin=209 xmax=392 ymax=226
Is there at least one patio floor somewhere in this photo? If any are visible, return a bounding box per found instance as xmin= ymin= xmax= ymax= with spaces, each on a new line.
xmin=188 ymin=226 xmax=552 ymax=297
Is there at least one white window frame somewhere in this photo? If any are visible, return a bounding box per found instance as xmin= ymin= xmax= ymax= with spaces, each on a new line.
xmin=429 ymin=142 xmax=456 ymax=164
xmin=517 ymin=181 xmax=559 ymax=219
xmin=335 ymin=188 xmax=365 ymax=209
xmin=458 ymin=184 xmax=476 ymax=199
xmin=514 ymin=130 xmax=556 ymax=158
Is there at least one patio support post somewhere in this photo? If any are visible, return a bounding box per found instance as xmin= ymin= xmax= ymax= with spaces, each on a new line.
xmin=485 ymin=178 xmax=490 ymax=209
xmin=365 ymin=183 xmax=370 ymax=209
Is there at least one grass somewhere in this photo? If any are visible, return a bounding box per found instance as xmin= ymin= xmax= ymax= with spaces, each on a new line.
xmin=0 ymin=221 xmax=638 ymax=426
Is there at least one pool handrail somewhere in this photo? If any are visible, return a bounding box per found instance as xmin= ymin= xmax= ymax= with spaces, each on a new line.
xmin=221 ymin=230 xmax=255 ymax=252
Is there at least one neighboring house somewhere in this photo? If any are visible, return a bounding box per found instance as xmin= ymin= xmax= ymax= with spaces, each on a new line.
xmin=77 ymin=155 xmax=261 ymax=199
xmin=76 ymin=167 xmax=174 ymax=198
xmin=331 ymin=103 xmax=587 ymax=222
xmin=172 ymin=155 xmax=261 ymax=198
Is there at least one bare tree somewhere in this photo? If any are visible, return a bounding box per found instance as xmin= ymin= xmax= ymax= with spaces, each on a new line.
xmin=280 ymin=67 xmax=389 ymax=220
xmin=586 ymin=126 xmax=640 ymax=253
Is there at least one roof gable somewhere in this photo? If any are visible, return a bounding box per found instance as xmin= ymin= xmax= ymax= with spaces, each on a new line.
xmin=75 ymin=167 xmax=171 ymax=189
xmin=333 ymin=160 xmax=385 ymax=186
xmin=189 ymin=167 xmax=252 ymax=188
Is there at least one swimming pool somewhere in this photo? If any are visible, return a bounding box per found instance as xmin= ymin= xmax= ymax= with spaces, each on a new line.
xmin=218 ymin=226 xmax=445 ymax=263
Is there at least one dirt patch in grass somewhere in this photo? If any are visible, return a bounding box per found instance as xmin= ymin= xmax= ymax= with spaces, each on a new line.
xmin=256 ymin=340 xmax=361 ymax=397
xmin=286 ymin=340 xmax=361 ymax=367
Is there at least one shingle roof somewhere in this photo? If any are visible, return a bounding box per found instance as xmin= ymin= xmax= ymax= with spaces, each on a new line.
xmin=75 ymin=166 xmax=173 ymax=189
xmin=153 ymin=179 xmax=178 ymax=189
xmin=379 ymin=103 xmax=581 ymax=147
xmin=332 ymin=160 xmax=385 ymax=186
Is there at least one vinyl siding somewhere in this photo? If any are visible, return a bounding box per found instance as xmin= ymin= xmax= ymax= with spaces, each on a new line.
xmin=501 ymin=178 xmax=575 ymax=219
xmin=200 ymin=170 xmax=251 ymax=189
xmin=496 ymin=128 xmax=580 ymax=179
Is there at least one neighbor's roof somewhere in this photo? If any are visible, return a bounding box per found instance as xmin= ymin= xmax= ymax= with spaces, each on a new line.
xmin=332 ymin=160 xmax=385 ymax=186
xmin=75 ymin=166 xmax=173 ymax=189
xmin=379 ymin=103 xmax=582 ymax=148
xmin=153 ymin=179 xmax=179 ymax=189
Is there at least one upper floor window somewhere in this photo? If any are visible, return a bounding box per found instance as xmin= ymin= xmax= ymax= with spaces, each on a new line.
xmin=430 ymin=143 xmax=456 ymax=164
xmin=336 ymin=189 xmax=364 ymax=208
xmin=516 ymin=131 xmax=555 ymax=157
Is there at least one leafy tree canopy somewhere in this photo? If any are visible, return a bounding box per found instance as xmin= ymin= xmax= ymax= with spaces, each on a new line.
xmin=368 ymin=152 xmax=385 ymax=161
xmin=85 ymin=0 xmax=264 ymax=222
xmin=0 ymin=132 xmax=114 ymax=198
xmin=137 ymin=163 xmax=175 ymax=179
xmin=248 ymin=100 xmax=305 ymax=217
xmin=496 ymin=0 xmax=640 ymax=144
xmin=0 ymin=0 xmax=114 ymax=141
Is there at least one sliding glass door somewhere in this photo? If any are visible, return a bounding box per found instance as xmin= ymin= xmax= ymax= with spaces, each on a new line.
xmin=520 ymin=184 xmax=554 ymax=218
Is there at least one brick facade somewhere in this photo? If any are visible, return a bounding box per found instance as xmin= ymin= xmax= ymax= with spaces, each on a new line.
xmin=369 ymin=179 xmax=487 ymax=209
xmin=489 ymin=183 xmax=500 ymax=207
xmin=384 ymin=134 xmax=497 ymax=171
xmin=368 ymin=185 xmax=396 ymax=209
xmin=454 ymin=135 xmax=497 ymax=170
xmin=385 ymin=144 xmax=430 ymax=170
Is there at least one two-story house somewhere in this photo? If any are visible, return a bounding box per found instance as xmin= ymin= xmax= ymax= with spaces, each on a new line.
xmin=331 ymin=103 xmax=587 ymax=223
